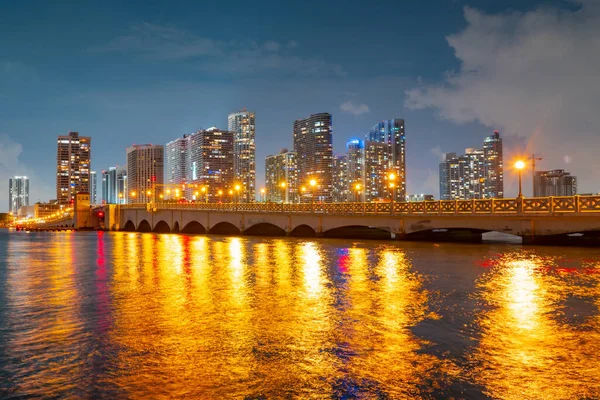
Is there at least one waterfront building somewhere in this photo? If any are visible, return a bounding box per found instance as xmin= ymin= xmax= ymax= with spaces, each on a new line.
xmin=165 ymin=135 xmax=189 ymax=186
xmin=229 ymin=110 xmax=256 ymax=202
xmin=483 ymin=130 xmax=504 ymax=198
xmin=126 ymin=144 xmax=164 ymax=204
xmin=265 ymin=149 xmax=297 ymax=203
xmin=534 ymin=170 xmax=577 ymax=197
xmin=9 ymin=176 xmax=29 ymax=214
xmin=406 ymin=194 xmax=435 ymax=202
xmin=90 ymin=171 xmax=97 ymax=204
xmin=101 ymin=166 xmax=127 ymax=204
xmin=365 ymin=119 xmax=406 ymax=200
xmin=346 ymin=138 xmax=365 ymax=202
xmin=293 ymin=113 xmax=333 ymax=202
xmin=186 ymin=128 xmax=234 ymax=201
xmin=332 ymin=154 xmax=349 ymax=202
xmin=364 ymin=141 xmax=390 ymax=202
xmin=56 ymin=131 xmax=91 ymax=204
xmin=439 ymin=131 xmax=504 ymax=200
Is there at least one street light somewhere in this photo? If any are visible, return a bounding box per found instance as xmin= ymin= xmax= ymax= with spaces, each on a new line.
xmin=309 ymin=179 xmax=317 ymax=211
xmin=201 ymin=186 xmax=208 ymax=203
xmin=218 ymin=189 xmax=223 ymax=203
xmin=515 ymin=160 xmax=526 ymax=198
xmin=280 ymin=181 xmax=287 ymax=203
xmin=260 ymin=188 xmax=266 ymax=202
xmin=354 ymin=183 xmax=362 ymax=202
xmin=300 ymin=186 xmax=306 ymax=203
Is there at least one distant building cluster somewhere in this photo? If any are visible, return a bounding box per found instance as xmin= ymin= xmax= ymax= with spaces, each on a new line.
xmin=439 ymin=131 xmax=504 ymax=200
xmin=6 ymin=111 xmax=586 ymax=216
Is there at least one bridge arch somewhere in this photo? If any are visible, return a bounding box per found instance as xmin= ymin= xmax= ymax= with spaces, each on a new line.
xmin=153 ymin=220 xmax=171 ymax=233
xmin=323 ymin=225 xmax=392 ymax=240
xmin=209 ymin=222 xmax=241 ymax=235
xmin=172 ymin=221 xmax=180 ymax=233
xmin=181 ymin=221 xmax=206 ymax=234
xmin=137 ymin=220 xmax=151 ymax=232
xmin=290 ymin=224 xmax=317 ymax=238
xmin=123 ymin=220 xmax=136 ymax=231
xmin=244 ymin=223 xmax=286 ymax=237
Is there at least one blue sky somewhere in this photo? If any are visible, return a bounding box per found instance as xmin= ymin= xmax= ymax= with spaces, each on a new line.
xmin=1 ymin=0 xmax=597 ymax=210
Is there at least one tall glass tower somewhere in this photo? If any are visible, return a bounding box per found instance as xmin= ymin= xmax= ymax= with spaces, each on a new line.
xmin=229 ymin=110 xmax=256 ymax=202
xmin=9 ymin=176 xmax=29 ymax=214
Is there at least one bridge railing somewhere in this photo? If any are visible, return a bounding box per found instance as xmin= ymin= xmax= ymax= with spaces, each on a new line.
xmin=119 ymin=195 xmax=600 ymax=216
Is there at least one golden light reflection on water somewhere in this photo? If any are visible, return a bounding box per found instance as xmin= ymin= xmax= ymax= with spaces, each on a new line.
xmin=472 ymin=253 xmax=600 ymax=399
xmin=5 ymin=232 xmax=600 ymax=398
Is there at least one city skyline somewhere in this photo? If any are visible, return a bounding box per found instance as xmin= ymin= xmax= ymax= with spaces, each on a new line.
xmin=1 ymin=0 xmax=599 ymax=212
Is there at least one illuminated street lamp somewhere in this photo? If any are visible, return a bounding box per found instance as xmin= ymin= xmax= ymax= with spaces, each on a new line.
xmin=218 ymin=189 xmax=223 ymax=203
xmin=130 ymin=191 xmax=136 ymax=201
xmin=201 ymin=186 xmax=208 ymax=203
xmin=354 ymin=182 xmax=362 ymax=202
xmin=260 ymin=188 xmax=266 ymax=202
xmin=309 ymin=179 xmax=317 ymax=211
xmin=300 ymin=186 xmax=306 ymax=203
xmin=515 ymin=160 xmax=526 ymax=198
xmin=280 ymin=181 xmax=287 ymax=203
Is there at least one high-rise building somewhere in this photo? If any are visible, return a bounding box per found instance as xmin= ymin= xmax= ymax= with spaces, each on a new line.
xmin=186 ymin=128 xmax=234 ymax=201
xmin=332 ymin=154 xmax=349 ymax=202
xmin=364 ymin=141 xmax=390 ymax=201
xmin=346 ymin=139 xmax=364 ymax=199
xmin=483 ymin=130 xmax=504 ymax=198
xmin=90 ymin=171 xmax=97 ymax=204
xmin=439 ymin=131 xmax=504 ymax=200
xmin=126 ymin=144 xmax=164 ymax=204
xmin=56 ymin=131 xmax=91 ymax=204
xmin=366 ymin=119 xmax=406 ymax=200
xmin=265 ymin=149 xmax=297 ymax=203
xmin=293 ymin=113 xmax=333 ymax=202
xmin=534 ymin=170 xmax=577 ymax=197
xmin=166 ymin=135 xmax=189 ymax=186
xmin=229 ymin=110 xmax=256 ymax=202
xmin=9 ymin=176 xmax=29 ymax=214
xmin=101 ymin=166 xmax=127 ymax=204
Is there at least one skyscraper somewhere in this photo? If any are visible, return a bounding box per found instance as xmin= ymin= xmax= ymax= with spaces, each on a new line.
xmin=346 ymin=138 xmax=365 ymax=201
xmin=364 ymin=141 xmax=390 ymax=201
xmin=293 ymin=113 xmax=333 ymax=202
xmin=265 ymin=149 xmax=297 ymax=203
xmin=366 ymin=119 xmax=406 ymax=200
xmin=439 ymin=131 xmax=504 ymax=200
xmin=332 ymin=154 xmax=349 ymax=202
xmin=483 ymin=130 xmax=504 ymax=198
xmin=229 ymin=110 xmax=256 ymax=202
xmin=102 ymin=166 xmax=127 ymax=204
xmin=56 ymin=131 xmax=91 ymax=204
xmin=534 ymin=170 xmax=577 ymax=197
xmin=186 ymin=128 xmax=234 ymax=201
xmin=9 ymin=176 xmax=29 ymax=214
xmin=126 ymin=144 xmax=164 ymax=204
xmin=90 ymin=171 xmax=97 ymax=204
xmin=166 ymin=135 xmax=189 ymax=186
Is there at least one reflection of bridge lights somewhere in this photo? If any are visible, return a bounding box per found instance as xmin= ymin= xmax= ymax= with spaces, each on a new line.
xmin=507 ymin=260 xmax=539 ymax=331
xmin=301 ymin=242 xmax=322 ymax=297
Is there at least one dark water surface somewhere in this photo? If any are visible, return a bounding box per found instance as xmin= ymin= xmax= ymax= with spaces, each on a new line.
xmin=1 ymin=229 xmax=600 ymax=399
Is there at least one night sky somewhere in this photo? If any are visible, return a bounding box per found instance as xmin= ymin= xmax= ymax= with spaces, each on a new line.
xmin=0 ymin=0 xmax=597 ymax=211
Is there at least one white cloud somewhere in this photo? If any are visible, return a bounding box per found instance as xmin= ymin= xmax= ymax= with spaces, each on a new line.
xmin=263 ymin=40 xmax=280 ymax=52
xmin=0 ymin=135 xmax=53 ymax=212
xmin=405 ymin=3 xmax=600 ymax=194
xmin=340 ymin=100 xmax=370 ymax=116
xmin=286 ymin=40 xmax=299 ymax=49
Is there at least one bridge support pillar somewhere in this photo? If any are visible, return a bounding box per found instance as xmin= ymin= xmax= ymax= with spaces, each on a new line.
xmin=408 ymin=230 xmax=483 ymax=243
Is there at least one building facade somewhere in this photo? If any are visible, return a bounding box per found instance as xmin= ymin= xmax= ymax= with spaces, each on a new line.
xmin=90 ymin=171 xmax=97 ymax=204
xmin=101 ymin=166 xmax=127 ymax=204
xmin=293 ymin=113 xmax=333 ymax=202
xmin=165 ymin=135 xmax=189 ymax=186
xmin=229 ymin=110 xmax=256 ymax=202
xmin=534 ymin=170 xmax=577 ymax=197
xmin=126 ymin=144 xmax=164 ymax=204
xmin=346 ymin=138 xmax=365 ymax=202
xmin=439 ymin=131 xmax=504 ymax=200
xmin=483 ymin=131 xmax=504 ymax=198
xmin=56 ymin=131 xmax=92 ymax=204
xmin=9 ymin=176 xmax=29 ymax=214
xmin=265 ymin=149 xmax=297 ymax=203
xmin=332 ymin=154 xmax=349 ymax=202
xmin=364 ymin=141 xmax=390 ymax=202
xmin=186 ymin=128 xmax=234 ymax=201
xmin=366 ymin=119 xmax=406 ymax=200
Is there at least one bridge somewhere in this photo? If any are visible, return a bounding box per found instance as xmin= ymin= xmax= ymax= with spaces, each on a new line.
xmin=18 ymin=195 xmax=600 ymax=244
